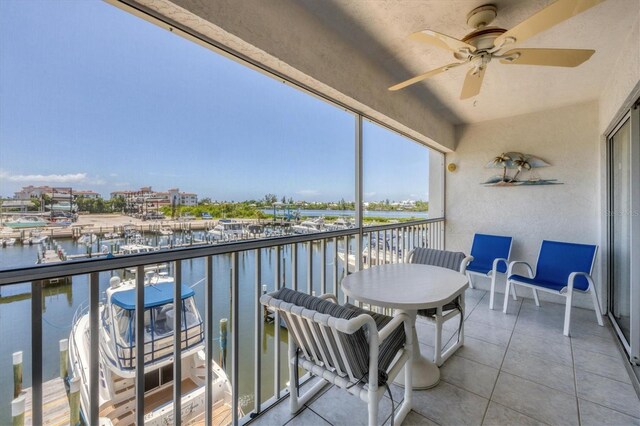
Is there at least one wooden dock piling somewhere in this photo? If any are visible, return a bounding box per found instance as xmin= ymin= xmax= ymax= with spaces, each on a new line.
xmin=12 ymin=394 xmax=25 ymax=426
xmin=59 ymin=339 xmax=69 ymax=380
xmin=13 ymin=351 xmax=22 ymax=398
xmin=219 ymin=318 xmax=228 ymax=369
xmin=69 ymin=377 xmax=80 ymax=426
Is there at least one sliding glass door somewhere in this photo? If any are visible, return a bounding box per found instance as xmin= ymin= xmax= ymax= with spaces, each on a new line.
xmin=607 ymin=103 xmax=640 ymax=367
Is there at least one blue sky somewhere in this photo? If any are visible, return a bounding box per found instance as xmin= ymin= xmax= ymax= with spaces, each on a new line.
xmin=0 ymin=0 xmax=430 ymax=202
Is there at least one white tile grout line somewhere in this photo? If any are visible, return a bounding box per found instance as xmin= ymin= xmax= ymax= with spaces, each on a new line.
xmin=480 ymin=294 xmax=528 ymax=426
xmin=570 ymin=330 xmax=582 ymax=425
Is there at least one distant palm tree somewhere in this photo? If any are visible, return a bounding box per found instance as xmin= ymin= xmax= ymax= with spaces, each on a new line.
xmin=510 ymin=155 xmax=531 ymax=182
xmin=492 ymin=153 xmax=511 ymax=182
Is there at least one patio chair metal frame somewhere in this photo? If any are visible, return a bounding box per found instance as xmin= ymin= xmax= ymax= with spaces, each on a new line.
xmin=503 ymin=240 xmax=604 ymax=336
xmin=260 ymin=292 xmax=413 ymax=426
xmin=407 ymin=248 xmax=472 ymax=366
xmin=465 ymin=233 xmax=516 ymax=310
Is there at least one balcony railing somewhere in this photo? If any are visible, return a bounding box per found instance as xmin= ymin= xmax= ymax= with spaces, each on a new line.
xmin=0 ymin=217 xmax=444 ymax=426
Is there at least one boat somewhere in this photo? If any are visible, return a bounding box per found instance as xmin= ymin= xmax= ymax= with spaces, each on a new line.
xmin=78 ymin=233 xmax=97 ymax=245
xmin=201 ymin=212 xmax=213 ymax=220
xmin=118 ymin=244 xmax=158 ymax=255
xmin=22 ymin=231 xmax=48 ymax=245
xmin=338 ymin=236 xmax=404 ymax=272
xmin=102 ymin=232 xmax=121 ymax=241
xmin=3 ymin=216 xmax=49 ymax=229
xmin=69 ymin=268 xmax=235 ymax=425
xmin=1 ymin=237 xmax=16 ymax=247
xmin=325 ymin=217 xmax=354 ymax=231
xmin=291 ymin=218 xmax=324 ymax=234
xmin=159 ymin=226 xmax=173 ymax=236
xmin=179 ymin=213 xmax=196 ymax=221
xmin=207 ymin=220 xmax=244 ymax=241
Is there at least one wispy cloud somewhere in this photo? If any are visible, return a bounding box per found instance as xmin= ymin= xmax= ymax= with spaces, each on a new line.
xmin=297 ymin=189 xmax=320 ymax=196
xmin=0 ymin=171 xmax=88 ymax=183
xmin=365 ymin=191 xmax=377 ymax=197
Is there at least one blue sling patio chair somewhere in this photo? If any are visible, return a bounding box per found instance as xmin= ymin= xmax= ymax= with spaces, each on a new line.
xmin=466 ymin=233 xmax=515 ymax=310
xmin=503 ymin=240 xmax=604 ymax=336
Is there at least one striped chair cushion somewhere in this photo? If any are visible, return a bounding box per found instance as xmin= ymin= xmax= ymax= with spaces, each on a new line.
xmin=271 ymin=288 xmax=370 ymax=380
xmin=410 ymin=247 xmax=466 ymax=272
xmin=344 ymin=304 xmax=406 ymax=375
xmin=410 ymin=247 xmax=466 ymax=317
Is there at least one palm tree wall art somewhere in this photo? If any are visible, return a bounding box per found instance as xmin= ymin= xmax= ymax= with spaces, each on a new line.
xmin=483 ymin=152 xmax=561 ymax=186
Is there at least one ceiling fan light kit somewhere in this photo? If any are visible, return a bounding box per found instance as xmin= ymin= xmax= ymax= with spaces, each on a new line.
xmin=389 ymin=0 xmax=603 ymax=99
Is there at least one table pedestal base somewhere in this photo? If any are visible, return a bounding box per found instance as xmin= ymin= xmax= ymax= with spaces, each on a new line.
xmin=392 ymin=310 xmax=440 ymax=389
xmin=393 ymin=354 xmax=440 ymax=389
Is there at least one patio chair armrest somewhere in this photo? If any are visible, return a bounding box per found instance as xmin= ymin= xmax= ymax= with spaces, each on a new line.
xmin=318 ymin=293 xmax=338 ymax=304
xmin=507 ymin=261 xmax=534 ymax=278
xmin=492 ymin=257 xmax=509 ymax=273
xmin=567 ymin=271 xmax=594 ymax=292
xmin=378 ymin=312 xmax=411 ymax=343
xmin=460 ymin=255 xmax=474 ymax=274
xmin=406 ymin=248 xmax=416 ymax=263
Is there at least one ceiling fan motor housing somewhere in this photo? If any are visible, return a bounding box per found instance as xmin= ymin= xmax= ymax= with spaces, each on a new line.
xmin=466 ymin=4 xmax=497 ymax=29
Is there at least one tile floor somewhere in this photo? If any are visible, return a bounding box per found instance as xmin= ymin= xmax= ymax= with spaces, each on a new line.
xmin=251 ymin=288 xmax=640 ymax=425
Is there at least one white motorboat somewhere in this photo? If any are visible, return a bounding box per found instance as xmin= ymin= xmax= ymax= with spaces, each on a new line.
xmin=78 ymin=233 xmax=97 ymax=246
xmin=207 ymin=220 xmax=244 ymax=241
xmin=291 ymin=218 xmax=324 ymax=234
xmin=22 ymin=231 xmax=48 ymax=245
xmin=1 ymin=237 xmax=16 ymax=247
xmin=4 ymin=216 xmax=48 ymax=229
xmin=325 ymin=217 xmax=354 ymax=231
xmin=118 ymin=244 xmax=158 ymax=255
xmin=159 ymin=226 xmax=173 ymax=236
xmin=338 ymin=236 xmax=404 ymax=272
xmin=69 ymin=269 xmax=235 ymax=425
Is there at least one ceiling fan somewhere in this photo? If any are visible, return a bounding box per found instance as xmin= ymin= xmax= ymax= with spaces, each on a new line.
xmin=389 ymin=0 xmax=603 ymax=99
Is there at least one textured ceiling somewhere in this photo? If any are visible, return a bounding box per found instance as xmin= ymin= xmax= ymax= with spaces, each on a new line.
xmin=297 ymin=0 xmax=639 ymax=124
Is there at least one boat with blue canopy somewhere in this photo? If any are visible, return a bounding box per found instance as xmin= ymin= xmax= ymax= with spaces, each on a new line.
xmin=69 ymin=266 xmax=234 ymax=425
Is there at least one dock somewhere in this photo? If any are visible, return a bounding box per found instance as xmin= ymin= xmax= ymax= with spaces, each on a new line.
xmin=23 ymin=377 xmax=70 ymax=426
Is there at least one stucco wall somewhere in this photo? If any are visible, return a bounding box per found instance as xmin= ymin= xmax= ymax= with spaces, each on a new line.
xmin=447 ymin=102 xmax=601 ymax=309
xmin=599 ymin=11 xmax=640 ymax=134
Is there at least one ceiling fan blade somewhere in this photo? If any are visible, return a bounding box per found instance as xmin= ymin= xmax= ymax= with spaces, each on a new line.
xmin=389 ymin=62 xmax=466 ymax=91
xmin=460 ymin=67 xmax=486 ymax=100
xmin=410 ymin=30 xmax=476 ymax=54
xmin=494 ymin=0 xmax=604 ymax=49
xmin=499 ymin=48 xmax=595 ymax=67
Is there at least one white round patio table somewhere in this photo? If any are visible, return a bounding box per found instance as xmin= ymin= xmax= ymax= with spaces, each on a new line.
xmin=342 ymin=263 xmax=469 ymax=389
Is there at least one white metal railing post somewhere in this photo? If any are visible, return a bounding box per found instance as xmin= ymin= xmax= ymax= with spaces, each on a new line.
xmin=173 ymin=260 xmax=182 ymax=426
xmin=205 ymin=255 xmax=214 ymax=426
xmin=320 ymin=239 xmax=326 ymax=295
xmin=332 ymin=237 xmax=338 ymax=296
xmin=135 ymin=265 xmax=145 ymax=425
xmin=307 ymin=242 xmax=313 ymax=294
xmin=31 ymin=280 xmax=43 ymax=426
xmin=89 ymin=272 xmax=100 ymax=425
xmin=291 ymin=243 xmax=298 ymax=291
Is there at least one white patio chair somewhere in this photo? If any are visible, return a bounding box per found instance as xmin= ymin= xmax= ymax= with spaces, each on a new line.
xmin=407 ymin=248 xmax=472 ymax=366
xmin=261 ymin=288 xmax=413 ymax=426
